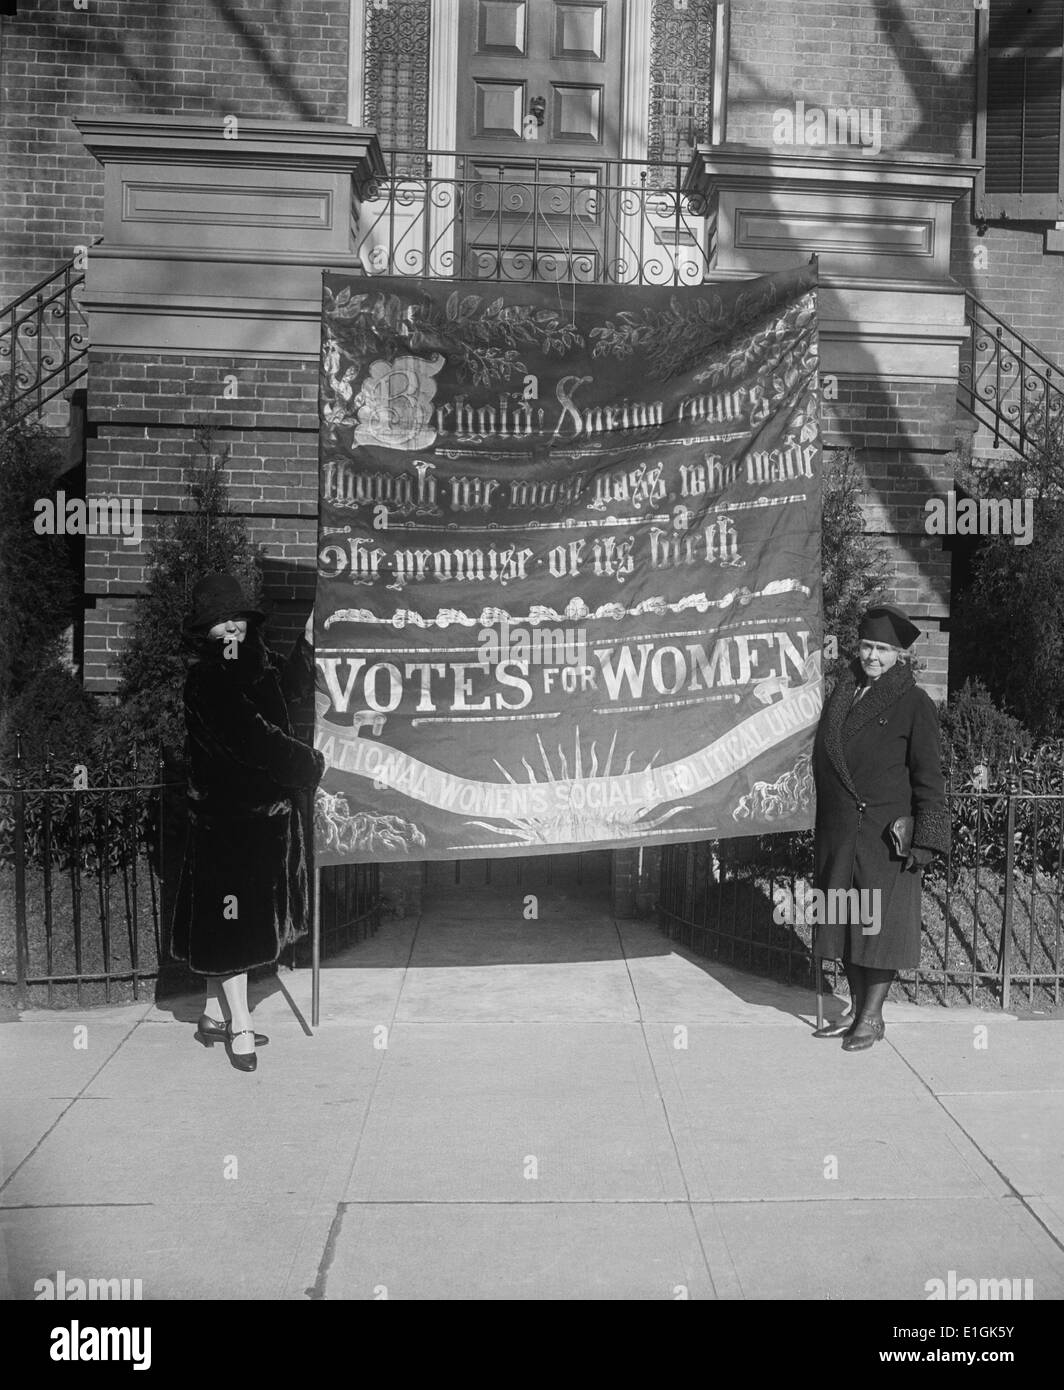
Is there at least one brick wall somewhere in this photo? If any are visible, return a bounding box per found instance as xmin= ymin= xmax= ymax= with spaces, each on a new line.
xmin=726 ymin=0 xmax=971 ymax=158
xmin=727 ymin=0 xmax=1064 ymax=379
xmin=82 ymin=349 xmax=319 ymax=691
xmin=950 ymin=202 xmax=1064 ymax=380
xmin=0 ymin=0 xmax=348 ymax=304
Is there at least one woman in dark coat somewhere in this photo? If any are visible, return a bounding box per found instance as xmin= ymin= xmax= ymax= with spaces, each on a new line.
xmin=171 ymin=573 xmax=325 ymax=1072
xmin=811 ymin=604 xmax=950 ymax=1050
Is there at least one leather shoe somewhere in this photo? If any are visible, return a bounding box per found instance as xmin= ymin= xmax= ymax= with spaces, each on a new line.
xmin=842 ymin=1017 xmax=886 ymax=1051
xmin=196 ymin=1014 xmax=268 ymax=1047
xmin=225 ymin=1028 xmax=258 ymax=1073
xmin=812 ymin=1013 xmax=855 ymax=1038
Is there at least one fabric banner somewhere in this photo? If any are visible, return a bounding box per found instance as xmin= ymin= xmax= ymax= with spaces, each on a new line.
xmin=313 ymin=264 xmax=823 ymax=864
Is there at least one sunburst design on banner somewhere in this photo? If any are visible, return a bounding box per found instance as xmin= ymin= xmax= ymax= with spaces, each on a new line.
xmin=465 ymin=728 xmax=693 ymax=846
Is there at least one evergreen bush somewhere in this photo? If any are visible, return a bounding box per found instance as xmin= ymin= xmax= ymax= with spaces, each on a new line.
xmin=820 ymin=447 xmax=892 ymax=683
xmin=0 ymin=659 xmax=98 ymax=780
xmin=0 ymin=416 xmax=79 ymax=711
xmin=950 ymin=500 xmax=1064 ymax=739
xmin=96 ymin=421 xmax=265 ymax=768
xmin=939 ymin=678 xmax=1030 ymax=786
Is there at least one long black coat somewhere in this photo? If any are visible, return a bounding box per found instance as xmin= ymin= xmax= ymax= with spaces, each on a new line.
xmin=171 ymin=630 xmax=325 ymax=977
xmin=812 ymin=660 xmax=950 ymax=970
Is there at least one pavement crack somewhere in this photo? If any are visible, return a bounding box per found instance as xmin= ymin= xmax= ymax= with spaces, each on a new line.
xmin=888 ymin=1040 xmax=1064 ymax=1256
xmin=613 ymin=913 xmax=723 ymax=1299
xmin=0 ymin=1016 xmax=146 ymax=1198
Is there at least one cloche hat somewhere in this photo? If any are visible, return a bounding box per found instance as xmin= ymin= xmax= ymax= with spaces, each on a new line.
xmin=183 ymin=572 xmax=264 ymax=637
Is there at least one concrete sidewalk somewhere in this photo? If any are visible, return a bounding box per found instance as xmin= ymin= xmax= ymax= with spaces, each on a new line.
xmin=3 ymin=875 xmax=1063 ymax=1301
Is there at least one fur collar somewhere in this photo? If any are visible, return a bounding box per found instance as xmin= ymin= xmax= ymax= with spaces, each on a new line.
xmin=820 ymin=659 xmax=915 ymax=798
xmin=194 ymin=627 xmax=271 ymax=684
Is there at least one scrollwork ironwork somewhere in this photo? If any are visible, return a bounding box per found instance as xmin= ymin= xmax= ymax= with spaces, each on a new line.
xmin=648 ymin=0 xmax=716 ymax=177
xmin=1 ymin=263 xmax=88 ymax=424
xmin=960 ymin=293 xmax=1064 ymax=469
xmin=363 ymin=0 xmax=431 ymax=180
xmin=357 ymin=150 xmax=711 ymax=288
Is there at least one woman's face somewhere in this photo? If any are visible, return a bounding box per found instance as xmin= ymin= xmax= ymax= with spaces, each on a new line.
xmin=207 ymin=616 xmax=247 ymax=643
xmin=858 ymin=639 xmax=900 ymax=679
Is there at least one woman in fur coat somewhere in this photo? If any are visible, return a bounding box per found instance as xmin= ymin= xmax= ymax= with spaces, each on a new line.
xmin=171 ymin=573 xmax=325 ymax=1072
xmin=811 ymin=604 xmax=950 ymax=1050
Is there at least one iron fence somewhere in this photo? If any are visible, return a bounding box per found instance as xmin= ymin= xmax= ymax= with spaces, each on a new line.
xmin=0 ymin=747 xmax=169 ymax=1006
xmin=356 ymin=150 xmax=713 ymax=286
xmin=1 ymin=745 xmax=380 ymax=1007
xmin=658 ymin=772 xmax=1064 ymax=1011
xmin=298 ymin=858 xmax=381 ymax=964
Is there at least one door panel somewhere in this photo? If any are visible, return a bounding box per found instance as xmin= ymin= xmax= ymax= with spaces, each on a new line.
xmin=474 ymin=80 xmax=526 ymax=138
xmin=553 ymin=3 xmax=607 ymax=61
xmin=551 ymin=84 xmax=602 ymax=142
xmin=478 ymin=0 xmax=528 ymax=55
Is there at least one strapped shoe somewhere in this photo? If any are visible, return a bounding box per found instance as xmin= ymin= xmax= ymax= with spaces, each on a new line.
xmin=225 ymin=1028 xmax=258 ymax=1073
xmin=195 ymin=1014 xmax=268 ymax=1047
xmin=841 ymin=1017 xmax=886 ymax=1052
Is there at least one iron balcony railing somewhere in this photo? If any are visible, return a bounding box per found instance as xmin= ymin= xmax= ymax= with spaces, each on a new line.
xmin=0 ymin=259 xmax=89 ymax=425
xmin=959 ymin=292 xmax=1064 ymax=477
xmin=356 ymin=150 xmax=714 ymax=287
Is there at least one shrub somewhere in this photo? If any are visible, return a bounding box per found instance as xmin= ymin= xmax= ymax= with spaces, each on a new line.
xmin=950 ymin=500 xmax=1064 ymax=738
xmin=820 ymin=447 xmax=892 ymax=684
xmin=99 ymin=422 xmax=265 ymax=766
xmin=0 ymin=417 xmax=79 ymax=711
xmin=939 ymin=678 xmax=1031 ymax=787
xmin=0 ymin=660 xmax=98 ymax=781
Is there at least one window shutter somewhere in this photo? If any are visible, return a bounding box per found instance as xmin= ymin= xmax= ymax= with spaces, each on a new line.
xmin=983 ymin=0 xmax=1064 ymax=218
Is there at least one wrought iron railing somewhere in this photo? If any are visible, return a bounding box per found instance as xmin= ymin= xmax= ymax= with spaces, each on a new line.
xmin=958 ymin=293 xmax=1064 ymax=471
xmin=0 ymin=736 xmax=381 ymax=1008
xmin=356 ymin=150 xmax=713 ymax=286
xmin=0 ymin=260 xmax=89 ymax=426
xmin=657 ymin=756 xmax=1064 ymax=1013
xmin=0 ymin=743 xmax=168 ymax=1007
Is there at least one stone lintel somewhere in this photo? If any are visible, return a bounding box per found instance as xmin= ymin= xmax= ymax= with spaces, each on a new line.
xmin=687 ymin=145 xmax=979 ymax=386
xmin=76 ymin=115 xmax=386 ymax=358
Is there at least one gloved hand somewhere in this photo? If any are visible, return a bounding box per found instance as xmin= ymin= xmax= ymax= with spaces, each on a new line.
xmin=904 ymin=845 xmax=934 ymax=872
